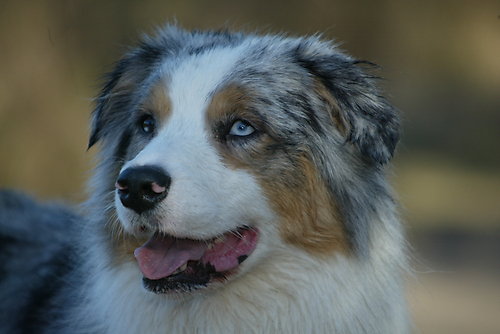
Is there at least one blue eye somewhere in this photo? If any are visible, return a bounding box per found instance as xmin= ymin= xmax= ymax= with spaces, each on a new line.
xmin=229 ymin=120 xmax=255 ymax=137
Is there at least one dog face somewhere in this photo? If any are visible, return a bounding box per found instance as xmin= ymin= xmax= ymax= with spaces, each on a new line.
xmin=88 ymin=26 xmax=400 ymax=294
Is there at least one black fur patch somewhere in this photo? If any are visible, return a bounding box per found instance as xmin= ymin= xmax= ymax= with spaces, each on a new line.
xmin=114 ymin=127 xmax=133 ymax=162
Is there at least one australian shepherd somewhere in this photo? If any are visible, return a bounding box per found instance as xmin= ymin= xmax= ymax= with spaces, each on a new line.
xmin=0 ymin=25 xmax=411 ymax=333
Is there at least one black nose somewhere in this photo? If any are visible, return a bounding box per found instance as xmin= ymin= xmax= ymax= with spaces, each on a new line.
xmin=115 ymin=166 xmax=171 ymax=215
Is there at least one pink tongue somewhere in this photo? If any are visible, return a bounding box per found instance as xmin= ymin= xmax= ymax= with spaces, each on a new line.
xmin=134 ymin=234 xmax=207 ymax=280
xmin=134 ymin=229 xmax=259 ymax=281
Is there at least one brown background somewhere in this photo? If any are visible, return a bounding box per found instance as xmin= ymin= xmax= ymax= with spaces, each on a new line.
xmin=1 ymin=1 xmax=499 ymax=332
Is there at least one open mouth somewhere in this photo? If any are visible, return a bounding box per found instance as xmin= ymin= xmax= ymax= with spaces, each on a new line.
xmin=134 ymin=227 xmax=259 ymax=293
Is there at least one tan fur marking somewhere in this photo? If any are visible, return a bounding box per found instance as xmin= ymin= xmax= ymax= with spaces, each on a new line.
xmin=142 ymin=82 xmax=172 ymax=120
xmin=205 ymin=84 xmax=267 ymax=168
xmin=315 ymin=81 xmax=349 ymax=137
xmin=207 ymin=85 xmax=349 ymax=255
xmin=262 ymin=156 xmax=349 ymax=255
xmin=206 ymin=84 xmax=252 ymax=125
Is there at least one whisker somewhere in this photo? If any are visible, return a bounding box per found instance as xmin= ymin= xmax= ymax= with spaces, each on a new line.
xmin=229 ymin=230 xmax=243 ymax=239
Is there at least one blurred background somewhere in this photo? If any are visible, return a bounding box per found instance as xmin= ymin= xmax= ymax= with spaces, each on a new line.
xmin=0 ymin=1 xmax=499 ymax=332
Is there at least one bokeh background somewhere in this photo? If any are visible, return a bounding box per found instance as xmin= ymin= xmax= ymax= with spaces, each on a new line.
xmin=1 ymin=1 xmax=499 ymax=332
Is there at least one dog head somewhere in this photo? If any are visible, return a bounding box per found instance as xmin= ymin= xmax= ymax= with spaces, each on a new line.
xmin=88 ymin=26 xmax=400 ymax=294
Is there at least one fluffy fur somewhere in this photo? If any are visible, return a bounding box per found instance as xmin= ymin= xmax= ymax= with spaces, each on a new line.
xmin=0 ymin=25 xmax=411 ymax=333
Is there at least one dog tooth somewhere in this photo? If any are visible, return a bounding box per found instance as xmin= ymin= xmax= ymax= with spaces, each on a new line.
xmin=207 ymin=242 xmax=214 ymax=249
xmin=179 ymin=263 xmax=188 ymax=272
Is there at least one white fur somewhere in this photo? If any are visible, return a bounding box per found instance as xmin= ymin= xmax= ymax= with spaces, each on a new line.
xmin=116 ymin=46 xmax=268 ymax=240
xmin=80 ymin=218 xmax=409 ymax=333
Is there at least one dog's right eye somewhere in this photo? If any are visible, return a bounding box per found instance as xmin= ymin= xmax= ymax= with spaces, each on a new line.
xmin=140 ymin=115 xmax=156 ymax=134
xmin=229 ymin=120 xmax=255 ymax=137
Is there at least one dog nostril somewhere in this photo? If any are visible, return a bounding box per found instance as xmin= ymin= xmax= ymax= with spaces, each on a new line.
xmin=140 ymin=182 xmax=166 ymax=202
xmin=115 ymin=181 xmax=129 ymax=192
xmin=151 ymin=183 xmax=166 ymax=194
xmin=115 ymin=166 xmax=171 ymax=215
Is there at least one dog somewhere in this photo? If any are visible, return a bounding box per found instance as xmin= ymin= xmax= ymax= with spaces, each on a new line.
xmin=0 ymin=25 xmax=411 ymax=333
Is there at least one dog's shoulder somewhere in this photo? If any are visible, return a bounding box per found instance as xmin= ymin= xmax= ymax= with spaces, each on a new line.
xmin=0 ymin=190 xmax=79 ymax=334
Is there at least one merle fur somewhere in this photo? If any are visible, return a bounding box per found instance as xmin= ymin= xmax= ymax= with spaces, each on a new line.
xmin=0 ymin=191 xmax=78 ymax=334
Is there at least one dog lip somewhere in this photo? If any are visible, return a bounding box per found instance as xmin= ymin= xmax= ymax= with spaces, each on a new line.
xmin=201 ymin=227 xmax=258 ymax=273
xmin=134 ymin=227 xmax=259 ymax=286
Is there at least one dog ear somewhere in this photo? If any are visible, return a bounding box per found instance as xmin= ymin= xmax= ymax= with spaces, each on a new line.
xmin=89 ymin=46 xmax=164 ymax=149
xmin=88 ymin=30 xmax=178 ymax=149
xmin=88 ymin=59 xmax=132 ymax=149
xmin=294 ymin=41 xmax=401 ymax=165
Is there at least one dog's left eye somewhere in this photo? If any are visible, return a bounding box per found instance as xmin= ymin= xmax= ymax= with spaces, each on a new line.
xmin=140 ymin=115 xmax=156 ymax=134
xmin=229 ymin=120 xmax=255 ymax=137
